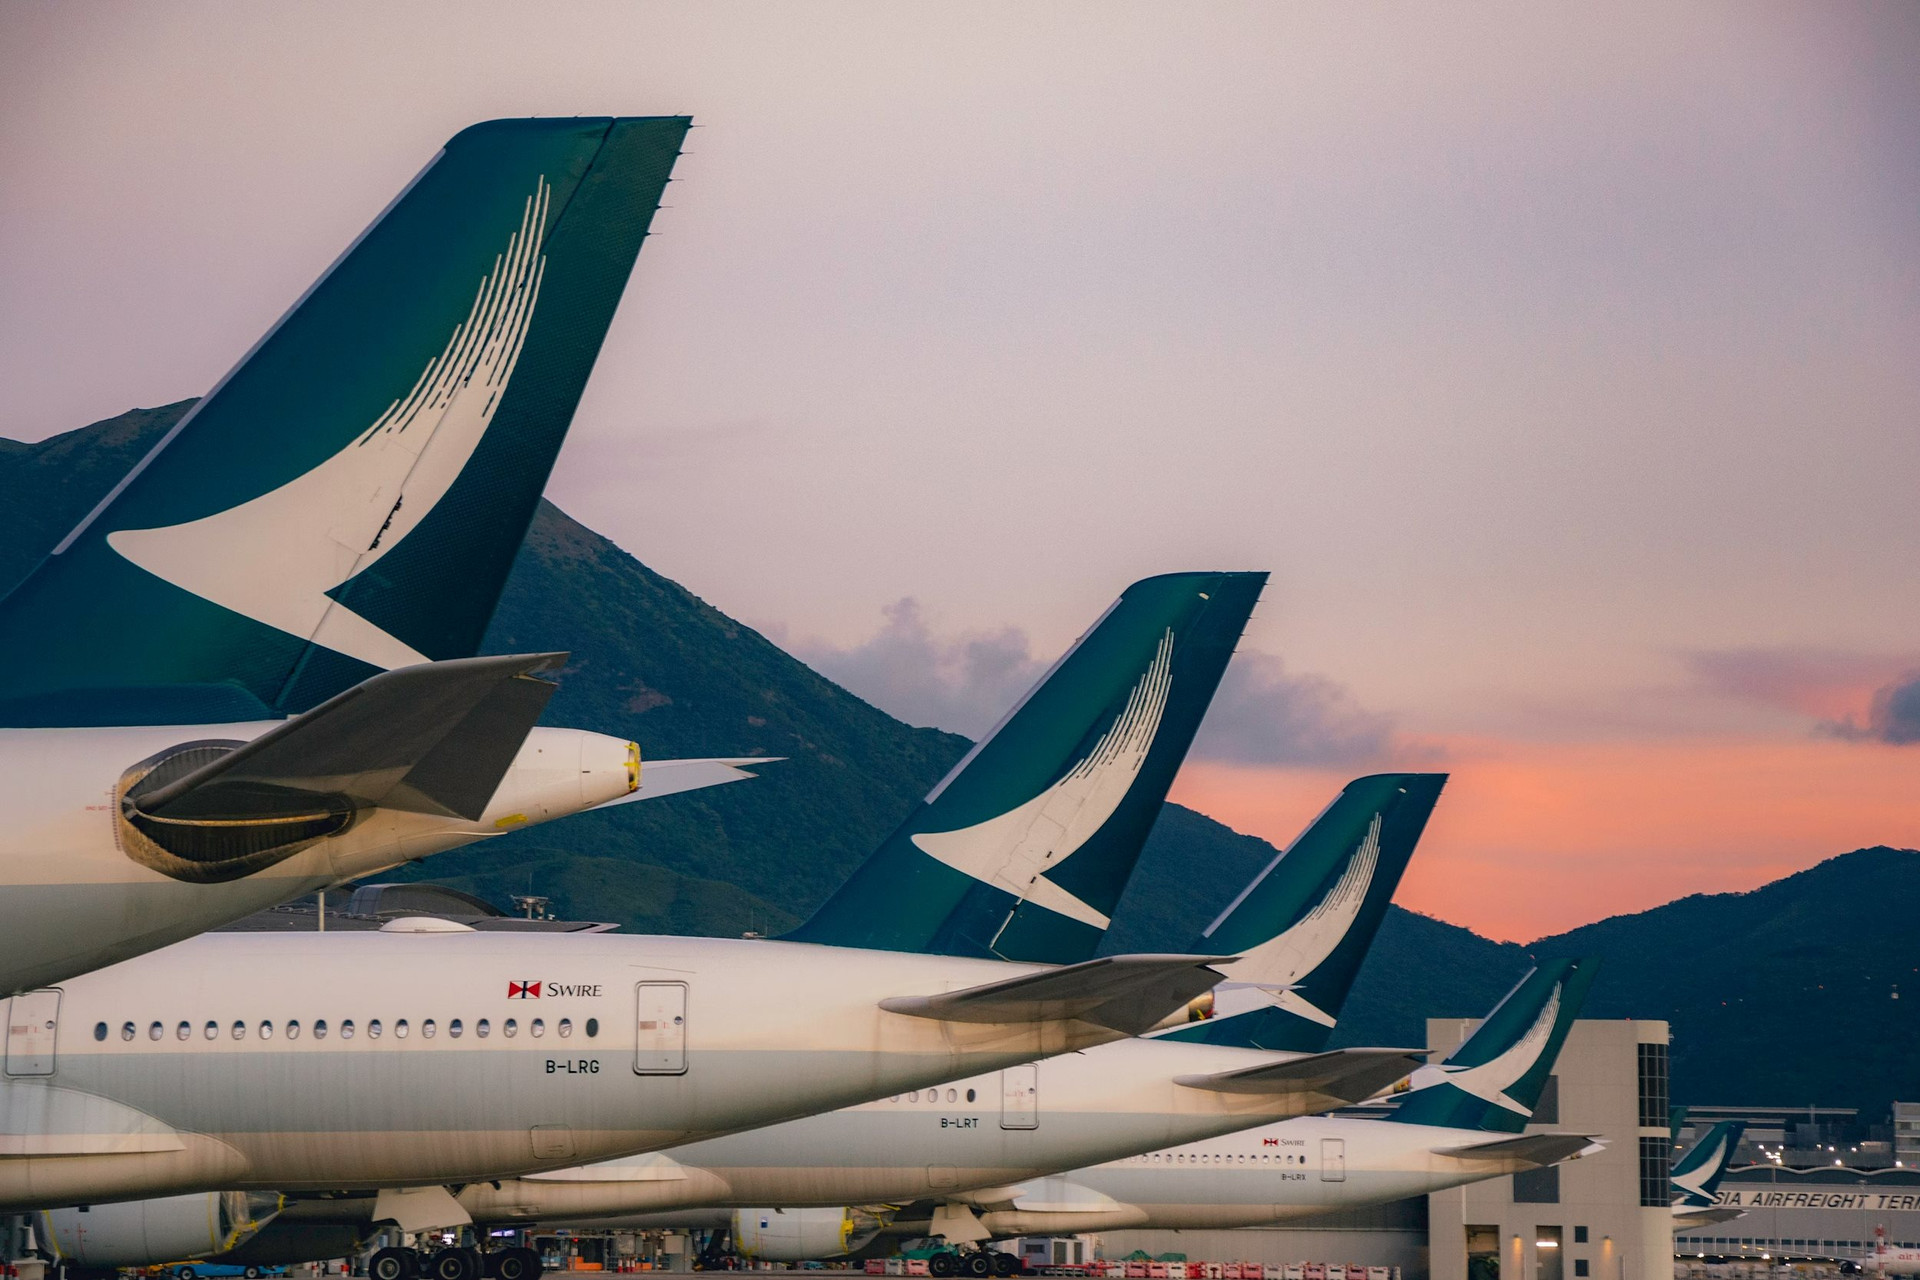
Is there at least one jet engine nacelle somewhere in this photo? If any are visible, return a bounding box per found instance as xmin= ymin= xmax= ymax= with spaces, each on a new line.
xmin=731 ymin=1207 xmax=879 ymax=1262
xmin=39 ymin=1191 xmax=279 ymax=1267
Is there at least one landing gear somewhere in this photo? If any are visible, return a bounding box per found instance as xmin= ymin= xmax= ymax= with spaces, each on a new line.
xmin=963 ymin=1253 xmax=994 ymax=1278
xmin=427 ymin=1247 xmax=483 ymax=1280
xmin=370 ymin=1248 xmax=417 ymax=1280
xmin=992 ymin=1253 xmax=1021 ymax=1277
xmin=492 ymin=1247 xmax=543 ymax=1280
xmin=930 ymin=1254 xmax=960 ymax=1278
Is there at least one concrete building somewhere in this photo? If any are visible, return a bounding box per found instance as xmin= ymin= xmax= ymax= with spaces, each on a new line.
xmin=1426 ymin=1019 xmax=1672 ymax=1280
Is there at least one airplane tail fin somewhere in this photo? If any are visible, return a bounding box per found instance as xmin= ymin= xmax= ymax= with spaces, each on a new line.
xmin=1152 ymin=773 xmax=1445 ymax=1052
xmin=0 ymin=117 xmax=689 ymax=727
xmin=1671 ymin=1121 xmax=1747 ymax=1207
xmin=787 ymin=571 xmax=1266 ymax=964
xmin=1388 ymin=957 xmax=1600 ymax=1133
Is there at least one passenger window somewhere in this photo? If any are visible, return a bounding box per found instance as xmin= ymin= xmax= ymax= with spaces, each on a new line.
xmin=341 ymin=1020 xmax=356 ymax=1040
xmin=422 ymin=1019 xmax=436 ymax=1039
xmin=558 ymin=1018 xmax=572 ymax=1038
xmin=504 ymin=1018 xmax=518 ymax=1038
xmin=477 ymin=1019 xmax=490 ymax=1038
xmin=314 ymin=1019 xmax=328 ymax=1040
xmin=966 ymin=1089 xmax=976 ymax=1102
xmin=908 ymin=1091 xmax=919 ymax=1102
xmin=946 ymin=1088 xmax=957 ymax=1103
xmin=584 ymin=1018 xmax=598 ymax=1038
xmin=121 ymin=1022 xmax=135 ymax=1042
xmin=450 ymin=1019 xmax=463 ymax=1038
xmin=231 ymin=1021 xmax=245 ymax=1040
xmin=287 ymin=1021 xmax=301 ymax=1040
xmin=396 ymin=1020 xmax=409 ymax=1039
xmin=93 ymin=1022 xmax=106 ymax=1042
xmin=204 ymin=1021 xmax=217 ymax=1040
xmin=149 ymin=1022 xmax=163 ymax=1041
xmin=260 ymin=1022 xmax=273 ymax=1040
xmin=176 ymin=1021 xmax=190 ymax=1041
xmin=368 ymin=1020 xmax=382 ymax=1039
xmin=531 ymin=1018 xmax=544 ymax=1038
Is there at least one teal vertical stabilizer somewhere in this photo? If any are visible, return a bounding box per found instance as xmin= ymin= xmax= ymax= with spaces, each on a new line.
xmin=1671 ymin=1121 xmax=1747 ymax=1208
xmin=1153 ymin=772 xmax=1446 ymax=1052
xmin=788 ymin=570 xmax=1266 ymax=964
xmin=0 ymin=116 xmax=689 ymax=727
xmin=1388 ymin=957 xmax=1600 ymax=1133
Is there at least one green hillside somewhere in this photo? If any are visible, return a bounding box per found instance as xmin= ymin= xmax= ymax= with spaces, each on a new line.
xmin=4 ymin=403 xmax=1913 ymax=1117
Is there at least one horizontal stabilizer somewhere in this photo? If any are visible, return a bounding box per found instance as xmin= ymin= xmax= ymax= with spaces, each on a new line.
xmin=134 ymin=653 xmax=566 ymax=823
xmin=880 ymin=954 xmax=1229 ymax=1036
xmin=1438 ymin=1133 xmax=1604 ymax=1167
xmin=597 ymin=757 xmax=784 ymax=808
xmin=1675 ymin=1208 xmax=1746 ymax=1227
xmin=1174 ymin=1046 xmax=1426 ymax=1104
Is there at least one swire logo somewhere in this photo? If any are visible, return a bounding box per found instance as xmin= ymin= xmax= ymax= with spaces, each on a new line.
xmin=508 ymin=981 xmax=542 ymax=999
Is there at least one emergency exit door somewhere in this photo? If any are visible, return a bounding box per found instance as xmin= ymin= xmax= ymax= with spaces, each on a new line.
xmin=5 ymin=990 xmax=60 ymax=1076
xmin=1320 ymin=1137 xmax=1346 ymax=1182
xmin=633 ymin=982 xmax=687 ymax=1075
xmin=1000 ymin=1063 xmax=1038 ymax=1129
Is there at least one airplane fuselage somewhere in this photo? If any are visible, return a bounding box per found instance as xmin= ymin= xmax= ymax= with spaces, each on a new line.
xmin=0 ymin=722 xmax=635 ymax=993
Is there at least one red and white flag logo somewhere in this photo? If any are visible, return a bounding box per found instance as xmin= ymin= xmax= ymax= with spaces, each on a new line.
xmin=508 ymin=981 xmax=541 ymax=999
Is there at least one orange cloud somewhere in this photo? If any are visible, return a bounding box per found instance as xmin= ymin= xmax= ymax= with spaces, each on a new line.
xmin=1168 ymin=735 xmax=1920 ymax=942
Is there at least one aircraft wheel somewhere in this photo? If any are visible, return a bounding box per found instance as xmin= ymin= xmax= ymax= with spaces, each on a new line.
xmin=930 ymin=1254 xmax=960 ymax=1278
xmin=992 ymin=1254 xmax=1020 ymax=1277
xmin=495 ymin=1248 xmax=543 ymax=1280
xmin=245 ymin=1268 xmax=263 ymax=1279
xmin=370 ymin=1249 xmax=416 ymax=1280
xmin=430 ymin=1248 xmax=483 ymax=1280
xmin=176 ymin=1269 xmax=199 ymax=1280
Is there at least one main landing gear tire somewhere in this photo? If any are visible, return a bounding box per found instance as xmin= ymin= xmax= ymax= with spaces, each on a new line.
xmin=929 ymin=1254 xmax=960 ymax=1278
xmin=429 ymin=1248 xmax=483 ymax=1280
xmin=370 ymin=1248 xmax=417 ymax=1280
xmin=493 ymin=1248 xmax=543 ymax=1280
xmin=962 ymin=1253 xmax=994 ymax=1278
xmin=992 ymin=1254 xmax=1020 ymax=1277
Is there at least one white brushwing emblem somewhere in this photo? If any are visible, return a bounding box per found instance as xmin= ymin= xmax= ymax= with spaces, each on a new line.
xmin=108 ymin=180 xmax=553 ymax=671
xmin=910 ymin=629 xmax=1175 ymax=929
xmin=1210 ymin=811 xmax=1382 ymax=1028
xmin=1671 ymin=1131 xmax=1731 ymax=1203
xmin=1406 ymin=982 xmax=1562 ymax=1116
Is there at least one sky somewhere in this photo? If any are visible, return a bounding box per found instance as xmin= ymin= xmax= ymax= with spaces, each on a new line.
xmin=2 ymin=2 xmax=1917 ymax=940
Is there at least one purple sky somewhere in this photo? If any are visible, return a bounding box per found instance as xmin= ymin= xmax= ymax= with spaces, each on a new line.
xmin=3 ymin=2 xmax=1916 ymax=934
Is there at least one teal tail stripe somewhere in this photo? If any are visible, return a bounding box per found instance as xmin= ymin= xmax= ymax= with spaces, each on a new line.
xmin=789 ymin=571 xmax=1266 ymax=963
xmin=0 ymin=117 xmax=688 ymax=727
xmin=1155 ymin=772 xmax=1445 ymax=1053
xmin=1388 ymin=956 xmax=1600 ymax=1133
xmin=1672 ymin=1121 xmax=1747 ymax=1205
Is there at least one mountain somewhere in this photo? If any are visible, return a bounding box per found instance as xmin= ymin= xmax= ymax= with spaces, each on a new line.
xmin=4 ymin=403 xmax=1914 ymax=1117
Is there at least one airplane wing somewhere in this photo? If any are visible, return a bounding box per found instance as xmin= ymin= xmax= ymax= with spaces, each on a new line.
xmin=1173 ymin=1046 xmax=1427 ymax=1106
xmin=880 ymin=954 xmax=1229 ymax=1036
xmin=1675 ymin=1207 xmax=1747 ymax=1227
xmin=1437 ymin=1133 xmax=1605 ymax=1166
xmin=595 ymin=757 xmax=784 ymax=807
xmin=131 ymin=653 xmax=567 ymax=823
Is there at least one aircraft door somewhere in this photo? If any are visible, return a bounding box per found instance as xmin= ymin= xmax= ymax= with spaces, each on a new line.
xmin=5 ymin=989 xmax=60 ymax=1076
xmin=1320 ymin=1137 xmax=1345 ymax=1182
xmin=633 ymin=982 xmax=687 ymax=1075
xmin=1000 ymin=1063 xmax=1038 ymax=1129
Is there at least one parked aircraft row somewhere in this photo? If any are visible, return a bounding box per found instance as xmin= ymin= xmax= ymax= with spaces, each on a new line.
xmin=0 ymin=117 xmax=1609 ymax=1280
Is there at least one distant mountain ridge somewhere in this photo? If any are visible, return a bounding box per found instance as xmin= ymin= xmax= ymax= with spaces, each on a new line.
xmin=4 ymin=402 xmax=1912 ymax=1116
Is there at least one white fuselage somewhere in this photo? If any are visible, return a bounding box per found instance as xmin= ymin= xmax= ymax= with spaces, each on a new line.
xmin=0 ymin=930 xmax=1141 ymax=1211
xmin=1864 ymin=1248 xmax=1920 ymax=1277
xmin=0 ymin=721 xmax=634 ymax=992
xmin=451 ymin=1038 xmax=1375 ymax=1223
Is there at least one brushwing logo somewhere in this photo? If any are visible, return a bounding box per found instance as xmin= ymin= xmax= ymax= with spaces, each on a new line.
xmin=1405 ymin=982 xmax=1563 ymax=1116
xmin=1211 ymin=811 xmax=1383 ymax=1027
xmin=1672 ymin=1130 xmax=1732 ymax=1205
xmin=108 ymin=180 xmax=554 ymax=671
xmin=508 ymin=981 xmax=542 ymax=999
xmin=910 ymin=629 xmax=1175 ymax=929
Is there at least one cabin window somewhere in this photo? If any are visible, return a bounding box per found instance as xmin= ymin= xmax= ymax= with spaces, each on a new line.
xmin=476 ymin=1019 xmax=490 ymax=1038
xmin=340 ymin=1020 xmax=355 ymax=1040
xmin=450 ymin=1019 xmax=463 ymax=1038
xmin=908 ymin=1091 xmax=919 ymax=1102
xmin=93 ymin=1022 xmax=106 ymax=1041
xmin=204 ymin=1021 xmax=218 ymax=1040
xmin=946 ymin=1088 xmax=957 ymax=1103
xmin=176 ymin=1021 xmax=190 ymax=1041
xmin=149 ymin=1022 xmax=163 ymax=1041
xmin=558 ymin=1018 xmax=572 ymax=1038
xmin=260 ymin=1022 xmax=273 ymax=1040
xmin=368 ymin=1020 xmax=382 ymax=1039
xmin=121 ymin=1022 xmax=135 ymax=1042
xmin=504 ymin=1018 xmax=518 ymax=1038
xmin=422 ymin=1019 xmax=436 ymax=1039
xmin=531 ymin=1018 xmax=545 ymax=1038
xmin=287 ymin=1021 xmax=301 ymax=1040
xmin=314 ymin=1019 xmax=328 ymax=1040
xmin=584 ymin=1018 xmax=598 ymax=1038
xmin=966 ymin=1089 xmax=976 ymax=1102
